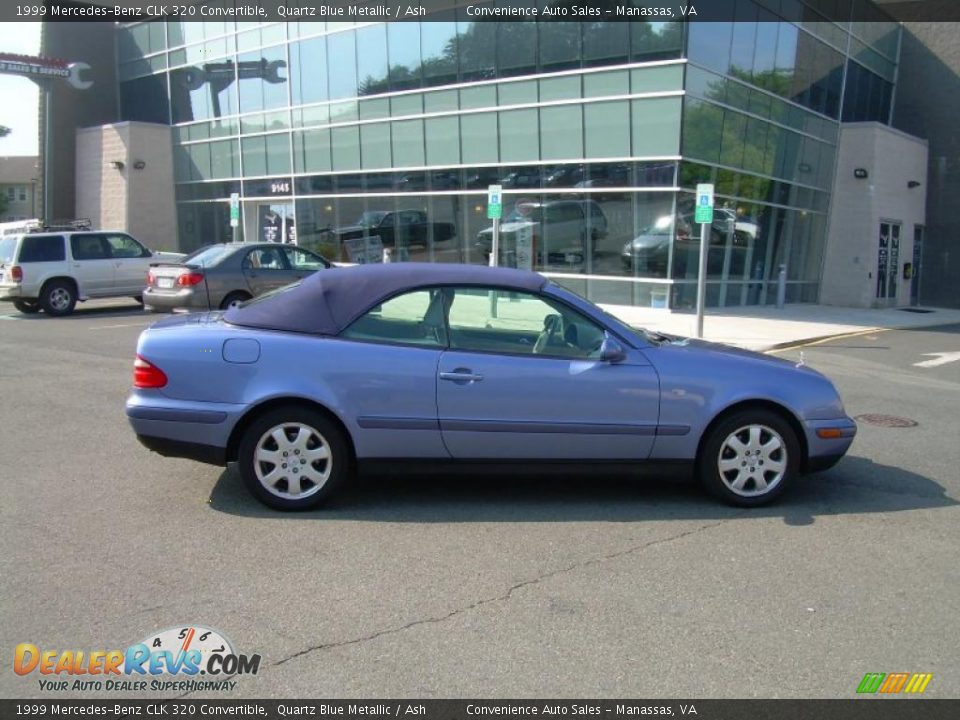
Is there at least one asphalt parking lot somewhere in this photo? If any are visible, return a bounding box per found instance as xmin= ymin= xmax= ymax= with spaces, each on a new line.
xmin=1 ymin=300 xmax=958 ymax=699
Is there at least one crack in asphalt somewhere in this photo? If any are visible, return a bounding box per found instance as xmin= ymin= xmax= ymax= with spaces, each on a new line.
xmin=271 ymin=518 xmax=732 ymax=669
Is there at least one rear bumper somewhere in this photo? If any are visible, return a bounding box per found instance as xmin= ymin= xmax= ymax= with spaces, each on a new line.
xmin=136 ymin=434 xmax=226 ymax=466
xmin=803 ymin=416 xmax=857 ymax=473
xmin=0 ymin=285 xmax=23 ymax=300
xmin=143 ymin=286 xmax=212 ymax=311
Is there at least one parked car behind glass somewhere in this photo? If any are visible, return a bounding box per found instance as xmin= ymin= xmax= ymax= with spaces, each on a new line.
xmin=143 ymin=242 xmax=330 ymax=312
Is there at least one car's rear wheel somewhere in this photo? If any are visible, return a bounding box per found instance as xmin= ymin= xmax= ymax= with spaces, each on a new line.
xmin=13 ymin=299 xmax=41 ymax=314
xmin=238 ymin=407 xmax=349 ymax=511
xmin=220 ymin=291 xmax=251 ymax=311
xmin=697 ymin=409 xmax=799 ymax=507
xmin=39 ymin=280 xmax=77 ymax=317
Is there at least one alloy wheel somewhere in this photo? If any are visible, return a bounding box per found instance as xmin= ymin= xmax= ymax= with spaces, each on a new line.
xmin=253 ymin=422 xmax=333 ymax=500
xmin=717 ymin=424 xmax=787 ymax=497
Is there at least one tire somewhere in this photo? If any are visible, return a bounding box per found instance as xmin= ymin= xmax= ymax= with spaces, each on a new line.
xmin=219 ymin=291 xmax=251 ymax=311
xmin=13 ymin=299 xmax=41 ymax=314
xmin=39 ymin=280 xmax=77 ymax=317
xmin=697 ymin=409 xmax=800 ymax=507
xmin=238 ymin=406 xmax=350 ymax=511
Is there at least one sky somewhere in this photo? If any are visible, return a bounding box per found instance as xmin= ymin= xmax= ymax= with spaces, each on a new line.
xmin=0 ymin=22 xmax=42 ymax=157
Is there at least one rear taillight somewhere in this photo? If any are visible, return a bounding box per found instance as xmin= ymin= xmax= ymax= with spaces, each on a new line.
xmin=133 ymin=354 xmax=168 ymax=389
xmin=177 ymin=271 xmax=205 ymax=287
xmin=146 ymin=270 xmax=156 ymax=285
xmin=10 ymin=265 xmax=22 ymax=282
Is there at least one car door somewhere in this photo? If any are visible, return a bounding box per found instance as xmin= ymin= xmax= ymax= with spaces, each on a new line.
xmin=338 ymin=288 xmax=449 ymax=458
xmin=104 ymin=233 xmax=153 ymax=294
xmin=436 ymin=286 xmax=660 ymax=460
xmin=241 ymin=246 xmax=297 ymax=297
xmin=68 ymin=233 xmax=114 ymax=296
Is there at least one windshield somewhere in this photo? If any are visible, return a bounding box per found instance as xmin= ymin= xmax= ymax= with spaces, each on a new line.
xmin=354 ymin=212 xmax=388 ymax=228
xmin=0 ymin=237 xmax=16 ymax=264
xmin=183 ymin=245 xmax=236 ymax=267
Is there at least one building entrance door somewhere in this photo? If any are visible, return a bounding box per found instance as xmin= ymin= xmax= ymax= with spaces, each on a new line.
xmin=876 ymin=221 xmax=901 ymax=305
xmin=257 ymin=203 xmax=296 ymax=244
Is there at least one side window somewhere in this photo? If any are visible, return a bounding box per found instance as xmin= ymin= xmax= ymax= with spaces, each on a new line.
xmin=18 ymin=235 xmax=66 ymax=263
xmin=282 ymin=247 xmax=326 ymax=271
xmin=70 ymin=234 xmax=110 ymax=261
xmin=105 ymin=234 xmax=150 ymax=259
xmin=379 ymin=213 xmax=395 ymax=227
xmin=341 ymin=289 xmax=446 ymax=347
xmin=446 ymin=287 xmax=605 ymax=358
xmin=243 ymin=247 xmax=287 ymax=270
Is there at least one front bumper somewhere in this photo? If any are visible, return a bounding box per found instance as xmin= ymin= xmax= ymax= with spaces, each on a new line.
xmin=803 ymin=416 xmax=857 ymax=473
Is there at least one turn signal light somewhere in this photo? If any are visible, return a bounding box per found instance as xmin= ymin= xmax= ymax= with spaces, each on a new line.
xmin=146 ymin=270 xmax=156 ymax=285
xmin=816 ymin=428 xmax=843 ymax=439
xmin=133 ymin=354 xmax=168 ymax=389
xmin=177 ymin=271 xmax=205 ymax=286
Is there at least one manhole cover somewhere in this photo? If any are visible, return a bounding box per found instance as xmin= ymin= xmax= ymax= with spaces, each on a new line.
xmin=855 ymin=414 xmax=918 ymax=428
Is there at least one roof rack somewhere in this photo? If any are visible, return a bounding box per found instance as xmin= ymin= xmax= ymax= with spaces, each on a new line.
xmin=1 ymin=218 xmax=93 ymax=236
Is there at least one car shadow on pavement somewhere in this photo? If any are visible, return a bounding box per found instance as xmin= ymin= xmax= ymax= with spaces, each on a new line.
xmin=207 ymin=454 xmax=956 ymax=525
xmin=3 ymin=304 xmax=149 ymax=321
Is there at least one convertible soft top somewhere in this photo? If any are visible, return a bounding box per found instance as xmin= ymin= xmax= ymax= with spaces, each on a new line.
xmin=223 ymin=262 xmax=548 ymax=335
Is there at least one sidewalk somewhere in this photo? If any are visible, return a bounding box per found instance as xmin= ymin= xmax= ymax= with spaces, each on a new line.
xmin=600 ymin=303 xmax=960 ymax=352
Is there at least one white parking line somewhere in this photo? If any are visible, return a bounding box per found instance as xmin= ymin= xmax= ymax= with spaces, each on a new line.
xmin=913 ymin=351 xmax=960 ymax=368
xmin=89 ymin=322 xmax=154 ymax=330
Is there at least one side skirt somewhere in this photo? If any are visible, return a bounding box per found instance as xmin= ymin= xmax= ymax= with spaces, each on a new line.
xmin=357 ymin=459 xmax=694 ymax=478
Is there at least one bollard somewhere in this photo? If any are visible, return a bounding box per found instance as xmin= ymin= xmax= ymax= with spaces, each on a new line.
xmin=776 ymin=264 xmax=787 ymax=308
xmin=383 ymin=247 xmax=392 ymax=263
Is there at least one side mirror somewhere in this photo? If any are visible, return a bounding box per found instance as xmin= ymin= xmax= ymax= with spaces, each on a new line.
xmin=599 ymin=334 xmax=626 ymax=363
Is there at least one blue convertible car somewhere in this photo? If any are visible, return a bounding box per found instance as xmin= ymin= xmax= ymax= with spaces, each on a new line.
xmin=126 ymin=263 xmax=856 ymax=510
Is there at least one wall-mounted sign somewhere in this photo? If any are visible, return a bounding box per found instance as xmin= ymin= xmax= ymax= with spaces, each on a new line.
xmin=0 ymin=53 xmax=92 ymax=89
xmin=854 ymin=168 xmax=869 ymax=179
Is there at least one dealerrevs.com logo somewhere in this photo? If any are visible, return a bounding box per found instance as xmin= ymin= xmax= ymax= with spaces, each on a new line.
xmin=14 ymin=626 xmax=260 ymax=693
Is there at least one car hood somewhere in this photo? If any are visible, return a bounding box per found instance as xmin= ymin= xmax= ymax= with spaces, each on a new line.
xmin=625 ymin=234 xmax=670 ymax=251
xmin=654 ymin=335 xmax=820 ymax=373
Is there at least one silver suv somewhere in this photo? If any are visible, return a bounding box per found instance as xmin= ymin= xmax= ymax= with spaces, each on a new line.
xmin=0 ymin=221 xmax=184 ymax=316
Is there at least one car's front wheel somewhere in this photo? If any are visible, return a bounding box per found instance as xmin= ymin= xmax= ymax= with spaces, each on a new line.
xmin=698 ymin=409 xmax=799 ymax=507
xmin=13 ymin=299 xmax=41 ymax=314
xmin=237 ymin=407 xmax=350 ymax=511
xmin=39 ymin=280 xmax=77 ymax=317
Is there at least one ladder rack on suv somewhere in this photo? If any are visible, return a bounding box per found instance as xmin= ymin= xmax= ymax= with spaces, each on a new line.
xmin=0 ymin=218 xmax=92 ymax=236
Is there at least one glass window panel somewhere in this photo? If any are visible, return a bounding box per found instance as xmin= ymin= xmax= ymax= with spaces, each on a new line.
xmin=290 ymin=37 xmax=328 ymax=106
xmin=539 ymin=22 xmax=581 ymax=72
xmin=584 ymin=22 xmax=628 ymax=67
xmin=209 ymin=139 xmax=238 ymax=179
xmin=329 ymin=101 xmax=358 ymax=124
xmin=681 ymin=99 xmax=723 ymax=164
xmin=342 ymin=290 xmax=441 ymax=347
xmin=360 ymin=123 xmax=392 ymax=169
xmin=632 ymin=97 xmax=681 ymax=156
xmin=631 ymin=20 xmax=684 ymax=61
xmin=584 ymin=71 xmax=629 ymax=98
xmin=237 ymin=46 xmax=289 ymax=114
xmin=424 ymin=89 xmax=458 ymax=112
xmin=497 ymin=20 xmax=537 ymax=77
xmin=425 ymin=117 xmax=461 ymax=165
xmin=332 ymin=126 xmax=361 ymax=170
xmin=686 ymin=20 xmax=732 ymax=71
xmin=293 ymin=130 xmax=332 ymax=173
xmin=421 ymin=17 xmax=458 ymax=87
xmin=774 ymin=21 xmax=798 ymax=100
xmin=539 ymin=76 xmax=581 ymax=102
xmin=357 ymin=25 xmax=389 ymax=96
xmin=631 ymin=64 xmax=684 ymax=94
xmin=392 ymin=120 xmax=425 ymax=167
xmin=499 ymin=80 xmax=537 ymax=106
xmin=120 ymin=76 xmax=170 ymax=124
xmin=460 ymin=85 xmax=497 ymax=110
xmin=292 ymin=105 xmax=329 ymax=129
xmin=729 ymin=0 xmax=758 ymax=81
xmin=742 ymin=118 xmax=770 ymax=174
xmin=265 ymin=133 xmax=290 ymax=175
xmin=461 ymin=113 xmax=499 ymax=164
xmin=328 ymin=31 xmax=358 ymax=100
xmin=499 ymin=109 xmax=539 ymax=163
xmin=456 ymin=18 xmax=496 ymax=81
xmin=391 ymin=94 xmax=423 ymax=117
xmin=719 ymin=110 xmax=748 ymax=168
xmin=540 ymin=106 xmax=583 ymax=160
xmin=359 ymin=98 xmax=390 ymax=121
xmin=241 ymin=137 xmax=267 ymax=177
xmin=584 ymin=101 xmax=630 ymax=159
xmin=170 ymin=64 xmax=237 ymax=123
xmin=752 ymin=10 xmax=779 ymax=84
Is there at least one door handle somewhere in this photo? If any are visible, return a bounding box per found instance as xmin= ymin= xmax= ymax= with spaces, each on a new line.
xmin=439 ymin=369 xmax=483 ymax=383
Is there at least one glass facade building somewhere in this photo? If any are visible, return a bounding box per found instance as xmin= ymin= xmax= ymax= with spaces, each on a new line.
xmin=117 ymin=0 xmax=901 ymax=308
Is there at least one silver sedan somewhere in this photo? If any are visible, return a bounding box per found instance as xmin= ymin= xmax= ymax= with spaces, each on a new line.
xmin=143 ymin=242 xmax=331 ymax=312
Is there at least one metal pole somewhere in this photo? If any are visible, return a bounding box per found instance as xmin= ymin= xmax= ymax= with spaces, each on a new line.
xmin=489 ymin=217 xmax=500 ymax=267
xmin=42 ymin=85 xmax=51 ymax=223
xmin=695 ymin=221 xmax=708 ymax=338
